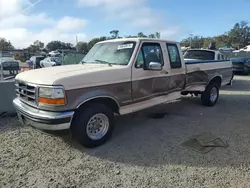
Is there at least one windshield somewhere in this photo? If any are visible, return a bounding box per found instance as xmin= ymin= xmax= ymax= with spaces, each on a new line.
xmin=81 ymin=41 xmax=136 ymax=65
xmin=184 ymin=50 xmax=215 ymax=60
xmin=50 ymin=57 xmax=60 ymax=62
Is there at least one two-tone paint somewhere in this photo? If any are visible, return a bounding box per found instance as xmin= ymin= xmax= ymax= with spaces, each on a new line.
xmin=13 ymin=38 xmax=233 ymax=130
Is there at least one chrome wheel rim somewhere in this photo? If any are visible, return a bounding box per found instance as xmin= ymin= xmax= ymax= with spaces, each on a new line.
xmin=210 ymin=87 xmax=218 ymax=102
xmin=86 ymin=113 xmax=109 ymax=140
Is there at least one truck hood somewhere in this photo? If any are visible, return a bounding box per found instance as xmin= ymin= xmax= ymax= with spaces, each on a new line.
xmin=15 ymin=64 xmax=130 ymax=90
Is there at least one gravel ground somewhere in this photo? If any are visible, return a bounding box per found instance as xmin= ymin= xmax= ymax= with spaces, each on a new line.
xmin=1 ymin=75 xmax=250 ymax=188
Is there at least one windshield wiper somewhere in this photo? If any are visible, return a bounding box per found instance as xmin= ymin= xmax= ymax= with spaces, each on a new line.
xmin=80 ymin=60 xmax=87 ymax=64
xmin=94 ymin=59 xmax=112 ymax=66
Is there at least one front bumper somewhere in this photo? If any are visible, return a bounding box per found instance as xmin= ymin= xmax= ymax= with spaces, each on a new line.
xmin=13 ymin=97 xmax=74 ymax=130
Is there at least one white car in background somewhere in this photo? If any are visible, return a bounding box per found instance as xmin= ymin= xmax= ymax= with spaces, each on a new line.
xmin=233 ymin=45 xmax=250 ymax=53
xmin=40 ymin=57 xmax=61 ymax=68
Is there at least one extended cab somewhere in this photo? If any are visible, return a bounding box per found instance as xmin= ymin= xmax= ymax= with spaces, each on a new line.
xmin=13 ymin=38 xmax=233 ymax=148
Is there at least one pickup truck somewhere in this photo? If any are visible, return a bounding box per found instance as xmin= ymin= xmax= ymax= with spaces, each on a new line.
xmin=13 ymin=38 xmax=233 ymax=148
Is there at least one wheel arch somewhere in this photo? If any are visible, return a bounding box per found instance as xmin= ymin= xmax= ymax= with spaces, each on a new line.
xmin=207 ymin=75 xmax=222 ymax=88
xmin=76 ymin=96 xmax=120 ymax=114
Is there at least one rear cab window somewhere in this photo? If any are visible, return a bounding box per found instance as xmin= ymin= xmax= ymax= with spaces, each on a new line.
xmin=166 ymin=43 xmax=182 ymax=68
xmin=184 ymin=50 xmax=215 ymax=60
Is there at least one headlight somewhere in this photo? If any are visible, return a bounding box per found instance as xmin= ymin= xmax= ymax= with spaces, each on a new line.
xmin=38 ymin=86 xmax=66 ymax=105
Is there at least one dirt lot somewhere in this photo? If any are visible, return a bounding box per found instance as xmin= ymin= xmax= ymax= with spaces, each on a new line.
xmin=1 ymin=75 xmax=250 ymax=188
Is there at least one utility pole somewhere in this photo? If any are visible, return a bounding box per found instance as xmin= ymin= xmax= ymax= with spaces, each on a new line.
xmin=76 ymin=35 xmax=78 ymax=45
xmin=189 ymin=33 xmax=193 ymax=49
xmin=0 ymin=51 xmax=3 ymax=81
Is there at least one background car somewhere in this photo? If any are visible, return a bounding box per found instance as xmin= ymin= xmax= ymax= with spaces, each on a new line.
xmin=231 ymin=57 xmax=250 ymax=74
xmin=26 ymin=56 xmax=45 ymax=69
xmin=40 ymin=57 xmax=61 ymax=67
xmin=0 ymin=57 xmax=20 ymax=75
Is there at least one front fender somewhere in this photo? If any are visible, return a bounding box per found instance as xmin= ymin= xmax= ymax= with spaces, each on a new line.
xmin=70 ymin=89 xmax=120 ymax=109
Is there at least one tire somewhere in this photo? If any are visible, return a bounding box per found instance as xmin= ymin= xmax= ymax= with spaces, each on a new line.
xmin=201 ymin=82 xmax=219 ymax=106
xmin=71 ymin=103 xmax=114 ymax=148
xmin=227 ymin=72 xmax=234 ymax=85
xmin=243 ymin=66 xmax=249 ymax=75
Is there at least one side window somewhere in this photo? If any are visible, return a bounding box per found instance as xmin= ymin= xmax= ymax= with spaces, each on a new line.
xmin=218 ymin=54 xmax=221 ymax=60
xmin=135 ymin=43 xmax=163 ymax=68
xmin=166 ymin=43 xmax=182 ymax=68
xmin=135 ymin=50 xmax=144 ymax=68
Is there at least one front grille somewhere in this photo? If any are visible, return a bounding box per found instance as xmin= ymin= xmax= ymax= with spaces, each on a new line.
xmin=15 ymin=80 xmax=37 ymax=105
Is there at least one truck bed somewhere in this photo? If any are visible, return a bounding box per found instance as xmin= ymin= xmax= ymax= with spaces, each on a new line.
xmin=184 ymin=60 xmax=233 ymax=91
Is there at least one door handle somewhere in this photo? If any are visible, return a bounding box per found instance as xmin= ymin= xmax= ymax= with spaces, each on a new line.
xmin=161 ymin=70 xmax=168 ymax=74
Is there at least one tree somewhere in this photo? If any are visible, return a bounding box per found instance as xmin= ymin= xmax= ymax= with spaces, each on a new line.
xmin=87 ymin=36 xmax=107 ymax=50
xmin=46 ymin=41 xmax=73 ymax=51
xmin=110 ymin=30 xmax=119 ymax=39
xmin=125 ymin=35 xmax=137 ymax=38
xmin=228 ymin=21 xmax=250 ymax=49
xmin=148 ymin=34 xmax=156 ymax=38
xmin=76 ymin=42 xmax=88 ymax=52
xmin=0 ymin=38 xmax=14 ymax=51
xmin=155 ymin=32 xmax=161 ymax=39
xmin=180 ymin=20 xmax=250 ymax=50
xmin=27 ymin=40 xmax=44 ymax=54
xmin=33 ymin=40 xmax=44 ymax=49
xmin=137 ymin=32 xmax=147 ymax=38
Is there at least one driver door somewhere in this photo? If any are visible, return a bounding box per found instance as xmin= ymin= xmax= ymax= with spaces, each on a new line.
xmin=131 ymin=42 xmax=169 ymax=103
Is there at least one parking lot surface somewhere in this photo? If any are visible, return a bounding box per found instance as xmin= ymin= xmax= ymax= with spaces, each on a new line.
xmin=1 ymin=75 xmax=250 ymax=188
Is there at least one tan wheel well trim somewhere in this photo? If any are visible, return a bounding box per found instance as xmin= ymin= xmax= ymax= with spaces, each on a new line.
xmin=76 ymin=95 xmax=120 ymax=109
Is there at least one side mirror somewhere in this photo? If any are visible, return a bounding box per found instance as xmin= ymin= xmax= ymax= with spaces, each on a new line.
xmin=147 ymin=62 xmax=162 ymax=71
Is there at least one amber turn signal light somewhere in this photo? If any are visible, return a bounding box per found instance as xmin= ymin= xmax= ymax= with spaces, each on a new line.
xmin=38 ymin=97 xmax=65 ymax=105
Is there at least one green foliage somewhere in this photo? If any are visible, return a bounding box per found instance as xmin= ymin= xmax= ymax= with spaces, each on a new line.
xmin=33 ymin=40 xmax=44 ymax=49
xmin=27 ymin=40 xmax=44 ymax=54
xmin=137 ymin=32 xmax=147 ymax=38
xmin=137 ymin=32 xmax=161 ymax=38
xmin=110 ymin=30 xmax=119 ymax=39
xmin=87 ymin=36 xmax=107 ymax=50
xmin=76 ymin=42 xmax=88 ymax=52
xmin=46 ymin=41 xmax=73 ymax=51
xmin=180 ymin=20 xmax=250 ymax=49
xmin=3 ymin=21 xmax=249 ymax=53
xmin=0 ymin=38 xmax=14 ymax=51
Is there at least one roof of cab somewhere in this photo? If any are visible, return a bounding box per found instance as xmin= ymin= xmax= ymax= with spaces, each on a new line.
xmin=186 ymin=48 xmax=218 ymax=52
xmin=97 ymin=38 xmax=179 ymax=44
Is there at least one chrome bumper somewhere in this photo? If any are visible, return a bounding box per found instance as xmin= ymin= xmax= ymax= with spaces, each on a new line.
xmin=13 ymin=97 xmax=74 ymax=130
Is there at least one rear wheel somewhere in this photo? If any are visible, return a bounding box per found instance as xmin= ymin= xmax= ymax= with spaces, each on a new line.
xmin=201 ymin=82 xmax=219 ymax=106
xmin=71 ymin=103 xmax=114 ymax=148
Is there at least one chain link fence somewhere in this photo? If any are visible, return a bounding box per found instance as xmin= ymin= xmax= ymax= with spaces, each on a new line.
xmin=223 ymin=51 xmax=250 ymax=59
xmin=61 ymin=52 xmax=86 ymax=65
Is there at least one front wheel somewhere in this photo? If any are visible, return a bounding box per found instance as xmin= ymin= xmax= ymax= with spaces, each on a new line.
xmin=201 ymin=83 xmax=219 ymax=106
xmin=71 ymin=103 xmax=114 ymax=148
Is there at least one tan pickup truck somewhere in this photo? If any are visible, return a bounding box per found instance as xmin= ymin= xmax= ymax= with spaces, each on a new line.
xmin=13 ymin=38 xmax=233 ymax=148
